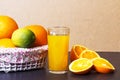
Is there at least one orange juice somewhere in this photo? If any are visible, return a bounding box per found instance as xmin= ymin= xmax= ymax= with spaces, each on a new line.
xmin=48 ymin=35 xmax=69 ymax=71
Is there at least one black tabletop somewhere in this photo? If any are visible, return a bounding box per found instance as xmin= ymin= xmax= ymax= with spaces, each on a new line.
xmin=0 ymin=52 xmax=119 ymax=80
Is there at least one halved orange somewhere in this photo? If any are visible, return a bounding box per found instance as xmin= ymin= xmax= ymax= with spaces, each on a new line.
xmin=80 ymin=50 xmax=100 ymax=60
xmin=70 ymin=45 xmax=88 ymax=62
xmin=93 ymin=58 xmax=115 ymax=73
xmin=69 ymin=58 xmax=93 ymax=74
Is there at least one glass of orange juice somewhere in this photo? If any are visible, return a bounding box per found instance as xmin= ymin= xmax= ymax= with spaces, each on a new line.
xmin=47 ymin=26 xmax=70 ymax=74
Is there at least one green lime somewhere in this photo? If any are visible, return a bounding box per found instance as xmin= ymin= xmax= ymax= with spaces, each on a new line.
xmin=11 ymin=28 xmax=35 ymax=48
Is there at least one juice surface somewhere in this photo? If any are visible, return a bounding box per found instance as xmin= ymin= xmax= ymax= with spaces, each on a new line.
xmin=48 ymin=35 xmax=69 ymax=71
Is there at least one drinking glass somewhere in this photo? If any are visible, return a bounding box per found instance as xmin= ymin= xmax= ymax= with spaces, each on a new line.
xmin=47 ymin=26 xmax=70 ymax=74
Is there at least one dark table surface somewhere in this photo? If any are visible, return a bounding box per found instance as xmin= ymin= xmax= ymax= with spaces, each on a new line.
xmin=0 ymin=52 xmax=119 ymax=80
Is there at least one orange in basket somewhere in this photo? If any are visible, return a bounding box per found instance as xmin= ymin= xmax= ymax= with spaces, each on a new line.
xmin=0 ymin=38 xmax=16 ymax=48
xmin=25 ymin=25 xmax=47 ymax=47
xmin=0 ymin=15 xmax=18 ymax=39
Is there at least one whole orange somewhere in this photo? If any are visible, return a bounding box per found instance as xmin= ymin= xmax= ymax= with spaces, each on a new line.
xmin=25 ymin=25 xmax=47 ymax=47
xmin=0 ymin=38 xmax=16 ymax=48
xmin=0 ymin=15 xmax=18 ymax=39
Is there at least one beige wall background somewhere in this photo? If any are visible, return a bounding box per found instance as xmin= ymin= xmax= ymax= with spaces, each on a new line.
xmin=0 ymin=0 xmax=120 ymax=51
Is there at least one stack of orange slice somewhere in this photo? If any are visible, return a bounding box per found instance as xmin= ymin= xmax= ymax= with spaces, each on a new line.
xmin=69 ymin=44 xmax=115 ymax=74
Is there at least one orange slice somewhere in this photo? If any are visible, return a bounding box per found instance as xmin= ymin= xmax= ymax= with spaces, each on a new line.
xmin=70 ymin=45 xmax=87 ymax=62
xmin=80 ymin=50 xmax=100 ymax=60
xmin=69 ymin=58 xmax=93 ymax=74
xmin=93 ymin=58 xmax=115 ymax=73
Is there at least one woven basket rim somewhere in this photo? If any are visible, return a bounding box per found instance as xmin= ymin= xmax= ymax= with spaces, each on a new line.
xmin=0 ymin=45 xmax=48 ymax=53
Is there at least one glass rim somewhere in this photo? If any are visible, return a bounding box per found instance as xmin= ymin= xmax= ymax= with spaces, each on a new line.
xmin=48 ymin=26 xmax=70 ymax=30
xmin=48 ymin=26 xmax=70 ymax=35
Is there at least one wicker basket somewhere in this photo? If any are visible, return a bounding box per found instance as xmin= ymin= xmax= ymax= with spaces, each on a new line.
xmin=0 ymin=45 xmax=48 ymax=73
